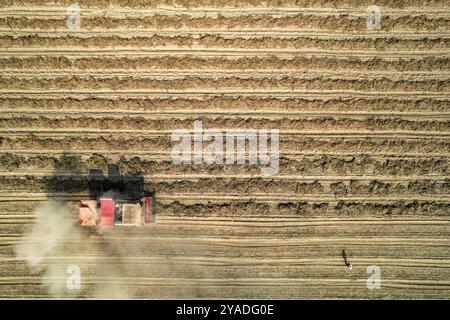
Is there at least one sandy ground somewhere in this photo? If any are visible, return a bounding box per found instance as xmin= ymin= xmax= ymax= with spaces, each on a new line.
xmin=0 ymin=0 xmax=449 ymax=299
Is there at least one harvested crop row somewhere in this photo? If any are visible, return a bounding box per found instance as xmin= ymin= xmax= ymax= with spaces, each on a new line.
xmin=2 ymin=97 xmax=449 ymax=113
xmin=1 ymin=14 xmax=449 ymax=32
xmin=1 ymin=0 xmax=449 ymax=9
xmin=1 ymin=115 xmax=449 ymax=131
xmin=3 ymin=215 xmax=450 ymax=238
xmin=1 ymin=135 xmax=448 ymax=154
xmin=0 ymin=195 xmax=447 ymax=217
xmin=0 ymin=175 xmax=448 ymax=197
xmin=0 ymin=153 xmax=447 ymax=176
xmin=2 ymin=34 xmax=449 ymax=51
xmin=1 ymin=56 xmax=448 ymax=72
xmin=1 ymin=75 xmax=448 ymax=92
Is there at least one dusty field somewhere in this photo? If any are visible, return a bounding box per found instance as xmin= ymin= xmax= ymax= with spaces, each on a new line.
xmin=0 ymin=0 xmax=449 ymax=299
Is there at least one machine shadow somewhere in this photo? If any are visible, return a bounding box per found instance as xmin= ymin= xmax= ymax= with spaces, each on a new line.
xmin=43 ymin=152 xmax=156 ymax=226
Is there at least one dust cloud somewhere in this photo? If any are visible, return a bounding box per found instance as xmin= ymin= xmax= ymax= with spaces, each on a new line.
xmin=14 ymin=199 xmax=134 ymax=298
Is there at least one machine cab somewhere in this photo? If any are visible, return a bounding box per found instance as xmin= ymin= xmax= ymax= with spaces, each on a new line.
xmin=79 ymin=193 xmax=156 ymax=227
